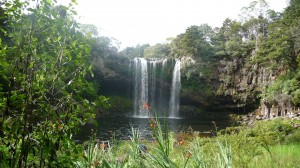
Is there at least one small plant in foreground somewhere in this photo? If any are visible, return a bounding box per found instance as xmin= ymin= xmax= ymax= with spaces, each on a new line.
xmin=75 ymin=133 xmax=102 ymax=168
xmin=145 ymin=114 xmax=178 ymax=168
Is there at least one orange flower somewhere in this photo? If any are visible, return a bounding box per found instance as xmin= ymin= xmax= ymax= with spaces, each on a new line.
xmin=101 ymin=143 xmax=107 ymax=149
xmin=178 ymin=139 xmax=185 ymax=145
xmin=150 ymin=123 xmax=156 ymax=128
xmin=142 ymin=102 xmax=151 ymax=109
xmin=149 ymin=118 xmax=156 ymax=128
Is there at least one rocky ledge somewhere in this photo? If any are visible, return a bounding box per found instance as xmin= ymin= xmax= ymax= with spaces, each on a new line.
xmin=231 ymin=112 xmax=300 ymax=127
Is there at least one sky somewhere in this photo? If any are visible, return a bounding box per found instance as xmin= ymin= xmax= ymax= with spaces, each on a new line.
xmin=72 ymin=0 xmax=289 ymax=49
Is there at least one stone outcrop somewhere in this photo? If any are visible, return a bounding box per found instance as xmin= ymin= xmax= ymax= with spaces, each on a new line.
xmin=94 ymin=54 xmax=299 ymax=118
xmin=217 ymin=55 xmax=298 ymax=118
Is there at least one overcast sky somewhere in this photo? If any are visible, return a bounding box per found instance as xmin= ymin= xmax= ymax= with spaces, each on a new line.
xmin=73 ymin=0 xmax=288 ymax=49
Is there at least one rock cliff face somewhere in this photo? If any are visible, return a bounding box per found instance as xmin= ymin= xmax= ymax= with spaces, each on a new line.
xmin=94 ymin=55 xmax=260 ymax=115
xmin=94 ymin=55 xmax=298 ymax=117
xmin=216 ymin=56 xmax=298 ymax=118
xmin=216 ymin=57 xmax=271 ymax=113
xmin=179 ymin=55 xmax=284 ymax=117
xmin=92 ymin=55 xmax=133 ymax=106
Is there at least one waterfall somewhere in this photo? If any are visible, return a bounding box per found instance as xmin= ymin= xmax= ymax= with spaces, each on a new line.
xmin=169 ymin=59 xmax=181 ymax=118
xmin=162 ymin=58 xmax=168 ymax=68
xmin=133 ymin=58 xmax=149 ymax=117
xmin=158 ymin=58 xmax=169 ymax=115
xmin=132 ymin=58 xmax=181 ymax=118
xmin=149 ymin=61 xmax=157 ymax=111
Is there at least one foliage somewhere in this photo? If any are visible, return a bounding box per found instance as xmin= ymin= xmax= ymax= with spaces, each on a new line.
xmin=247 ymin=143 xmax=300 ymax=168
xmin=73 ymin=117 xmax=300 ymax=167
xmin=144 ymin=43 xmax=170 ymax=58
xmin=121 ymin=44 xmax=150 ymax=58
xmin=74 ymin=133 xmax=121 ymax=168
xmin=207 ymin=118 xmax=298 ymax=167
xmin=0 ymin=0 xmax=106 ymax=167
xmin=284 ymin=129 xmax=300 ymax=144
xmin=1 ymin=0 xmax=300 ymax=166
xmin=73 ymin=115 xmax=235 ymax=168
xmin=212 ymin=18 xmax=244 ymax=58
xmin=169 ymin=25 xmax=214 ymax=60
xmin=106 ymin=95 xmax=132 ymax=113
xmin=255 ymin=0 xmax=300 ymax=105
xmin=145 ymin=116 xmax=178 ymax=168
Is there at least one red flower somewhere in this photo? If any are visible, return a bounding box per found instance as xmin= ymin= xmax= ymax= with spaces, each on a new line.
xmin=101 ymin=143 xmax=107 ymax=149
xmin=178 ymin=139 xmax=185 ymax=145
xmin=149 ymin=118 xmax=156 ymax=128
xmin=150 ymin=123 xmax=156 ymax=128
xmin=142 ymin=102 xmax=151 ymax=109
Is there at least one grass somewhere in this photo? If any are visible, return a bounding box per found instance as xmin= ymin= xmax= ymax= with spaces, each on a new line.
xmin=75 ymin=117 xmax=300 ymax=168
xmin=248 ymin=143 xmax=300 ymax=168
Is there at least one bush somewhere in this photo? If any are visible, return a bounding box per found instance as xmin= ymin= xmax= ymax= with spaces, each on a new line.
xmin=107 ymin=96 xmax=133 ymax=113
xmin=284 ymin=129 xmax=300 ymax=144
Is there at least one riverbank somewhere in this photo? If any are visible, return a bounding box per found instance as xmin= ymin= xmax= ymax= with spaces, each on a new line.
xmin=75 ymin=117 xmax=300 ymax=167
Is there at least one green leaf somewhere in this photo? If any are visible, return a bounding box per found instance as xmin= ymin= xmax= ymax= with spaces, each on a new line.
xmin=93 ymin=120 xmax=99 ymax=127
xmin=0 ymin=27 xmax=7 ymax=34
xmin=71 ymin=0 xmax=78 ymax=5
xmin=29 ymin=61 xmax=35 ymax=69
xmin=71 ymin=10 xmax=77 ymax=15
xmin=102 ymin=159 xmax=112 ymax=168
xmin=88 ymin=65 xmax=94 ymax=77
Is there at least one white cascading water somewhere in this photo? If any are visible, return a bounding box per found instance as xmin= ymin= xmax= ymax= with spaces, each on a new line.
xmin=162 ymin=58 xmax=168 ymax=68
xmin=132 ymin=58 xmax=180 ymax=118
xmin=149 ymin=61 xmax=157 ymax=111
xmin=158 ymin=58 xmax=168 ymax=115
xmin=133 ymin=58 xmax=149 ymax=117
xmin=169 ymin=59 xmax=181 ymax=118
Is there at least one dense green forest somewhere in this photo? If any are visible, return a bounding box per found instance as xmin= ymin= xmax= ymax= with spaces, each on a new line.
xmin=1 ymin=0 xmax=300 ymax=167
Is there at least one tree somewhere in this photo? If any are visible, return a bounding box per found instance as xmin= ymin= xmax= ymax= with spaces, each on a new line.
xmin=256 ymin=0 xmax=300 ymax=106
xmin=169 ymin=25 xmax=213 ymax=60
xmin=257 ymin=0 xmax=300 ymax=70
xmin=79 ymin=23 xmax=99 ymax=37
xmin=0 ymin=0 xmax=99 ymax=166
xmin=144 ymin=43 xmax=170 ymax=58
xmin=120 ymin=44 xmax=150 ymax=58
xmin=212 ymin=18 xmax=248 ymax=58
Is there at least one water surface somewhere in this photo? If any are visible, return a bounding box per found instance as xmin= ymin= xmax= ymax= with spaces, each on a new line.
xmin=76 ymin=114 xmax=232 ymax=141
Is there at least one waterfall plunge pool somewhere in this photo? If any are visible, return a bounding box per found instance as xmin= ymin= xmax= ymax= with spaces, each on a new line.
xmin=75 ymin=58 xmax=233 ymax=141
xmin=75 ymin=113 xmax=232 ymax=141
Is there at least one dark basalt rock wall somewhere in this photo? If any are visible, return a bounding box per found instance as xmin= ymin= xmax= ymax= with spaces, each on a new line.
xmin=179 ymin=56 xmax=267 ymax=115
xmin=92 ymin=55 xmax=133 ymax=113
xmin=93 ymin=55 xmax=294 ymax=118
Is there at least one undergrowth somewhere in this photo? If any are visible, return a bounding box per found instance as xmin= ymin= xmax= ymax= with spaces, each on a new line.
xmin=74 ymin=117 xmax=300 ymax=167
